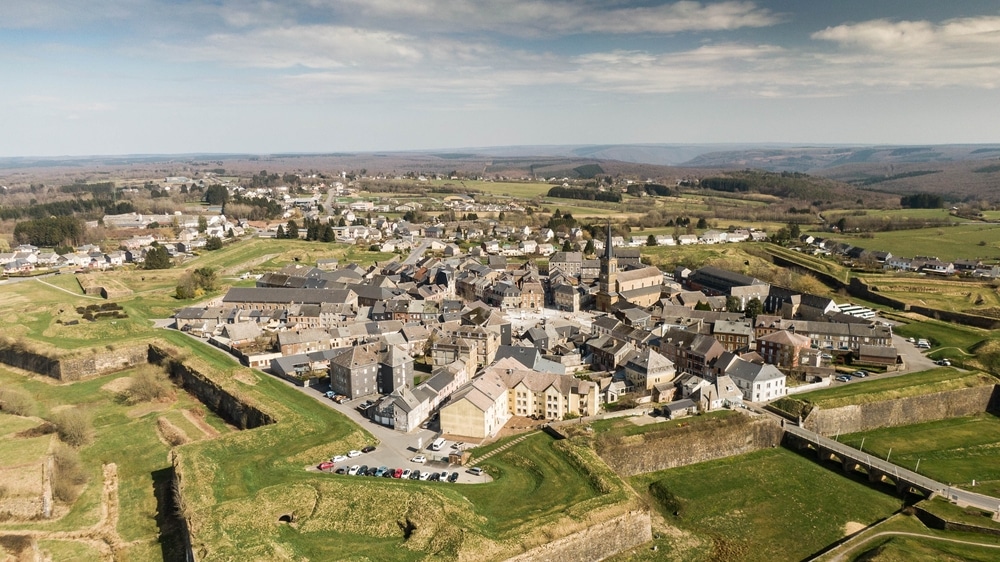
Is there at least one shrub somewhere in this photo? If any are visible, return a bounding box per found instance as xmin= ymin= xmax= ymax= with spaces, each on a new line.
xmin=0 ymin=388 xmax=36 ymax=417
xmin=128 ymin=367 xmax=173 ymax=404
xmin=50 ymin=407 xmax=93 ymax=447
xmin=52 ymin=443 xmax=88 ymax=502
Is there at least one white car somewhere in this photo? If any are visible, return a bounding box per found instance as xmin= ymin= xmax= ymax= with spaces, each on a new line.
xmin=411 ymin=455 xmax=426 ymax=463
xmin=347 ymin=465 xmax=361 ymax=475
xmin=401 ymin=469 xmax=412 ymax=479
xmin=348 ymin=450 xmax=362 ymax=458
xmin=331 ymin=455 xmax=348 ymax=463
xmin=419 ymin=471 xmax=431 ymax=480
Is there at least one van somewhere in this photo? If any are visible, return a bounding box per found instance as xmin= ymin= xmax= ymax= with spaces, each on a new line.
xmin=429 ymin=437 xmax=446 ymax=451
xmin=467 ymin=467 xmax=483 ymax=476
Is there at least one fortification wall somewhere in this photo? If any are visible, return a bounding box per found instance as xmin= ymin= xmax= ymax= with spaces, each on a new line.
xmin=148 ymin=344 xmax=275 ymax=429
xmin=803 ymin=385 xmax=998 ymax=436
xmin=503 ymin=510 xmax=652 ymax=562
xmin=0 ymin=341 xmax=147 ymax=381
xmin=597 ymin=416 xmax=784 ymax=477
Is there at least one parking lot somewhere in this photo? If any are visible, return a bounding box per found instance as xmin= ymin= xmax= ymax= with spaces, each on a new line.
xmin=282 ymin=379 xmax=493 ymax=484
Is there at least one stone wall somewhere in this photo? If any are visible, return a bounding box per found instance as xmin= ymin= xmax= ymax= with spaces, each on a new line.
xmin=803 ymin=385 xmax=999 ymax=436
xmin=57 ymin=345 xmax=149 ymax=381
xmin=503 ymin=510 xmax=652 ymax=562
xmin=148 ymin=344 xmax=276 ymax=430
xmin=0 ymin=340 xmax=147 ymax=381
xmin=597 ymin=416 xmax=784 ymax=477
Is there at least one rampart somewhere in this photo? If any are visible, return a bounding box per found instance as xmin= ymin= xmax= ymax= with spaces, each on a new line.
xmin=148 ymin=344 xmax=276 ymax=430
xmin=802 ymin=385 xmax=999 ymax=436
xmin=0 ymin=340 xmax=147 ymax=381
xmin=503 ymin=510 xmax=652 ymax=562
xmin=597 ymin=416 xmax=783 ymax=477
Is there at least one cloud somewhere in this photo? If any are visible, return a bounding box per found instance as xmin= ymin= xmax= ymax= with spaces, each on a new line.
xmin=329 ymin=0 xmax=782 ymax=35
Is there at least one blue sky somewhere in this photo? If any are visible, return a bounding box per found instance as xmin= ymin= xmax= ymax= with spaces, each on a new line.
xmin=2 ymin=1 xmax=999 ymax=156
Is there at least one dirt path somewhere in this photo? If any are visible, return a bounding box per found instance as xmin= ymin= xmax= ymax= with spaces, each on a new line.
xmin=34 ymin=277 xmax=102 ymax=299
xmin=182 ymin=408 xmax=220 ymax=437
xmin=828 ymin=530 xmax=1000 ymax=562
xmin=0 ymin=463 xmax=129 ymax=561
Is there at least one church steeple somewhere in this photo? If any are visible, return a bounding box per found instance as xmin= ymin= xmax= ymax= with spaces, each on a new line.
xmin=596 ymin=221 xmax=618 ymax=312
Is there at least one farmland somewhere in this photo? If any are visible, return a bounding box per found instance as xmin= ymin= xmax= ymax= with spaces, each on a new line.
xmin=625 ymin=447 xmax=902 ymax=562
xmin=817 ymin=223 xmax=1000 ymax=262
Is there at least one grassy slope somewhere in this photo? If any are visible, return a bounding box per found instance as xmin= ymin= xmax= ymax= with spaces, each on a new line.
xmin=819 ymin=223 xmax=1000 ymax=262
xmin=840 ymin=414 xmax=1000 ymax=497
xmin=628 ymin=448 xmax=902 ymax=562
xmin=783 ymin=369 xmax=994 ymax=409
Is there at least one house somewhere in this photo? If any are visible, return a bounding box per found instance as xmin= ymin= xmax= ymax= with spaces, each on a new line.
xmin=329 ymin=344 xmax=380 ymax=399
xmin=622 ymin=348 xmax=676 ymax=391
xmin=657 ymin=329 xmax=725 ymax=378
xmin=491 ymin=361 xmax=599 ymax=419
xmin=661 ymin=398 xmax=697 ymax=419
xmin=439 ymin=370 xmax=511 ymax=439
xmin=756 ymin=330 xmax=812 ymax=369
xmin=726 ymin=359 xmax=786 ymax=402
xmin=690 ymin=375 xmax=743 ymax=411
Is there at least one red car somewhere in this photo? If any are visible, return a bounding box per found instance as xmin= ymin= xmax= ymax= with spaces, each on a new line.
xmin=393 ymin=468 xmax=403 ymax=478
xmin=317 ymin=461 xmax=335 ymax=471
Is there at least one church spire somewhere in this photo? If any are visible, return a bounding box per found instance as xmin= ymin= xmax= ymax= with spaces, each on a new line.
xmin=605 ymin=220 xmax=614 ymax=260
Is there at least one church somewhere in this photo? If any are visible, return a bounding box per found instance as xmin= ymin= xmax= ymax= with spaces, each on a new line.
xmin=596 ymin=223 xmax=664 ymax=312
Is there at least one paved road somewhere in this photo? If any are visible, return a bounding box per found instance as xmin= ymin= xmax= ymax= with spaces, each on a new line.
xmin=755 ymin=405 xmax=1000 ymax=514
xmin=402 ymin=238 xmax=431 ymax=266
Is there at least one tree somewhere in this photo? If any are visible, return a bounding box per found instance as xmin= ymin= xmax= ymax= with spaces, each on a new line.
xmin=204 ymin=185 xmax=229 ymax=205
xmin=205 ymin=236 xmax=223 ymax=250
xmin=286 ymin=219 xmax=299 ymax=239
xmin=197 ymin=215 xmax=208 ymax=233
xmin=562 ymin=240 xmax=573 ymax=251
xmin=696 ymin=217 xmax=708 ymax=229
xmin=744 ymin=297 xmax=763 ymax=320
xmin=583 ymin=239 xmax=595 ymax=256
xmin=694 ymin=301 xmax=712 ymax=311
xmin=725 ymin=296 xmax=742 ymax=313
xmin=275 ymin=225 xmax=286 ymax=239
xmin=647 ymin=234 xmax=657 ymax=246
xmin=50 ymin=407 xmax=93 ymax=447
xmin=498 ymin=211 xmax=506 ymax=221
xmin=143 ymin=244 xmax=171 ymax=270
xmin=193 ymin=267 xmax=218 ymax=292
xmin=788 ymin=222 xmax=801 ymax=240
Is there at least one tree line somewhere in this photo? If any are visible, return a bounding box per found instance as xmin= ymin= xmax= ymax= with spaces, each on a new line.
xmin=546 ymin=185 xmax=621 ymax=203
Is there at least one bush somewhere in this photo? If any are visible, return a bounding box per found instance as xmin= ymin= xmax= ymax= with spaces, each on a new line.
xmin=128 ymin=367 xmax=173 ymax=404
xmin=52 ymin=443 xmax=88 ymax=502
xmin=649 ymin=480 xmax=685 ymax=516
xmin=50 ymin=407 xmax=94 ymax=447
xmin=0 ymin=388 xmax=36 ymax=417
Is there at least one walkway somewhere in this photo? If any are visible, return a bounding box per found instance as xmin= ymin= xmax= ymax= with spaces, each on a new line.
xmin=827 ymin=530 xmax=1000 ymax=562
xmin=467 ymin=431 xmax=539 ymax=466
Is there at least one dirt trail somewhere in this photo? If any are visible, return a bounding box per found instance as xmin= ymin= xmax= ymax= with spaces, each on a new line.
xmin=828 ymin=530 xmax=1000 ymax=562
xmin=182 ymin=408 xmax=220 ymax=437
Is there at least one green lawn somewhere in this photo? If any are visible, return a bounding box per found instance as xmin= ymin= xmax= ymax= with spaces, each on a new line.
xmin=840 ymin=414 xmax=1000 ymax=497
xmin=780 ymin=369 xmax=994 ymax=410
xmin=629 ymin=447 xmax=903 ymax=562
xmin=589 ymin=410 xmax=736 ymax=437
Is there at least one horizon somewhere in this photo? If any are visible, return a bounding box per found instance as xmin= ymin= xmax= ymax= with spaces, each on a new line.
xmin=4 ymin=1 xmax=1000 ymax=156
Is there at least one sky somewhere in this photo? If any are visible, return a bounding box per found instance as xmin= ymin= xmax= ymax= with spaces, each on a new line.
xmin=2 ymin=0 xmax=1000 ymax=156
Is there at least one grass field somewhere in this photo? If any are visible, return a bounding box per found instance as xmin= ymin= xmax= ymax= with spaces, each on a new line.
xmin=856 ymin=274 xmax=1000 ymax=314
xmin=0 ymin=364 xmax=232 ymax=561
xmin=627 ymin=448 xmax=903 ymax=562
xmin=819 ymin=223 xmax=1000 ymax=262
xmin=815 ymin=511 xmax=1000 ymax=562
xmin=589 ymin=410 xmax=736 ymax=438
xmin=840 ymin=414 xmax=1000 ymax=497
xmin=776 ymin=368 xmax=995 ymax=411
xmin=919 ymin=496 xmax=1000 ymax=531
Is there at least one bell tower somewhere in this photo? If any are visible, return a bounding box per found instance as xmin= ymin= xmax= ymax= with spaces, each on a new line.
xmin=596 ymin=221 xmax=618 ymax=312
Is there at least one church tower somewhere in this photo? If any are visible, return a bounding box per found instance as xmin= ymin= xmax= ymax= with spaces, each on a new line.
xmin=596 ymin=221 xmax=618 ymax=312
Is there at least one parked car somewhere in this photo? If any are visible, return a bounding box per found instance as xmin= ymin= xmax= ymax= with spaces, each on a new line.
xmin=325 ymin=390 xmax=336 ymax=399
xmin=357 ymin=465 xmax=368 ymax=476
xmin=447 ymin=472 xmax=459 ymax=483
xmin=375 ymin=466 xmax=387 ymax=477
xmin=936 ymin=359 xmax=952 ymax=366
xmin=317 ymin=461 xmax=335 ymax=471
xmin=332 ymin=455 xmax=348 ymax=463
xmin=348 ymin=450 xmax=362 ymax=458
xmin=335 ymin=467 xmax=347 ymax=474
xmin=366 ymin=466 xmax=379 ymax=476
xmin=420 ymin=472 xmax=432 ymax=481
xmin=438 ymin=471 xmax=448 ymax=481
xmin=400 ymin=469 xmax=411 ymax=479
xmin=411 ymin=455 xmax=426 ymax=463
xmin=906 ymin=337 xmax=916 ymax=343
xmin=852 ymin=370 xmax=868 ymax=378
xmin=467 ymin=467 xmax=483 ymax=476
xmin=409 ymin=470 xmax=421 ymax=480
xmin=333 ymin=395 xmax=348 ymax=403
xmin=347 ymin=465 xmax=361 ymax=475
xmin=383 ymin=467 xmax=395 ymax=478
xmin=429 ymin=472 xmax=440 ymax=481
xmin=835 ymin=375 xmax=852 ymax=383
xmin=393 ymin=468 xmax=403 ymax=478
xmin=362 ymin=445 xmax=376 ymax=453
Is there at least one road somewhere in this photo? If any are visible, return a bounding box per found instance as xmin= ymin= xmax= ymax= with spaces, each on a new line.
xmin=402 ymin=238 xmax=432 ymax=265
xmin=755 ymin=405 xmax=1000 ymax=514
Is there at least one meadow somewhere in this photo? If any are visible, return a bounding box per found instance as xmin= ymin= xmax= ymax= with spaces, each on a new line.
xmin=626 ymin=447 xmax=903 ymax=562
xmin=817 ymin=223 xmax=1000 ymax=262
